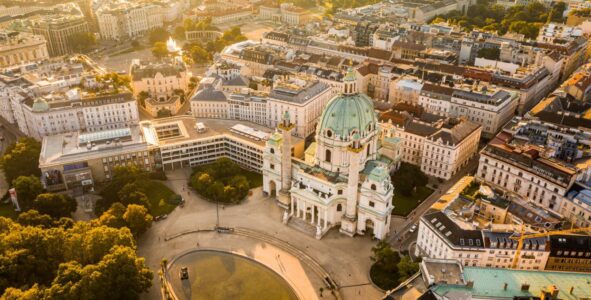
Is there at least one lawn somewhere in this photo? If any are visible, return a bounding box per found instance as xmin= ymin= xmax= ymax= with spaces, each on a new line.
xmin=0 ymin=202 xmax=18 ymax=219
xmin=136 ymin=180 xmax=177 ymax=216
xmin=391 ymin=186 xmax=433 ymax=216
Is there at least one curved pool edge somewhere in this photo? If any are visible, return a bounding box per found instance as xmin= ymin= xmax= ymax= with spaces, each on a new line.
xmin=164 ymin=247 xmax=305 ymax=300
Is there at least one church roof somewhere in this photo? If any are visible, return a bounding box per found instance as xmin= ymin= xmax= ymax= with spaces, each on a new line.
xmin=318 ymin=93 xmax=377 ymax=138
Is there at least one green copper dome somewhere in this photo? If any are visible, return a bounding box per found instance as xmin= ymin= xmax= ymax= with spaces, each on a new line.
xmin=318 ymin=93 xmax=377 ymax=139
xmin=32 ymin=98 xmax=50 ymax=112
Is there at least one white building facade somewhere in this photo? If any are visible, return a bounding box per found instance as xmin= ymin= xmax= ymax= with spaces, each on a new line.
xmin=262 ymin=68 xmax=395 ymax=240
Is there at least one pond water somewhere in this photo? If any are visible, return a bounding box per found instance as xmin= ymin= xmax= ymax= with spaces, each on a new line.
xmin=169 ymin=250 xmax=298 ymax=300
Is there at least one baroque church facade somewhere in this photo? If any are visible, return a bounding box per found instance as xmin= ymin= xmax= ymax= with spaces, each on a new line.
xmin=262 ymin=68 xmax=396 ymax=240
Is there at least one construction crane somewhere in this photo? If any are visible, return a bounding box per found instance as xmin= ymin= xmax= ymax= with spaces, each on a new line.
xmin=510 ymin=226 xmax=591 ymax=269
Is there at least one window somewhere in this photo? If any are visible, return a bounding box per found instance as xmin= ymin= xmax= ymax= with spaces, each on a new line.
xmin=338 ymin=190 xmax=343 ymax=195
xmin=337 ymin=204 xmax=342 ymax=212
xmin=270 ymin=148 xmax=274 ymax=154
xmin=371 ymin=184 xmax=376 ymax=191
xmin=369 ymin=201 xmax=375 ymax=207
xmin=325 ymin=149 xmax=331 ymax=163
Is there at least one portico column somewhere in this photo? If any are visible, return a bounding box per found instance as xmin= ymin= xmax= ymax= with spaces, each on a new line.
xmin=311 ymin=205 xmax=315 ymax=224
xmin=324 ymin=209 xmax=328 ymax=229
xmin=302 ymin=202 xmax=307 ymax=221
xmin=290 ymin=197 xmax=295 ymax=215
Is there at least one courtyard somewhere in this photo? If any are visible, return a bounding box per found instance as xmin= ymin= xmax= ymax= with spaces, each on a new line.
xmin=137 ymin=168 xmax=386 ymax=300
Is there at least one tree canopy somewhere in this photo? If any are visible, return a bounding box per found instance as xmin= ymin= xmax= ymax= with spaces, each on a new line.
xmin=67 ymin=32 xmax=96 ymax=53
xmin=0 ymin=217 xmax=152 ymax=298
xmin=190 ymin=158 xmax=252 ymax=204
xmin=431 ymin=0 xmax=553 ymax=39
xmin=0 ymin=138 xmax=41 ymax=184
xmin=392 ymin=163 xmax=428 ymax=197
xmin=151 ymin=42 xmax=168 ymax=59
xmin=12 ymin=175 xmax=44 ymax=211
xmin=369 ymin=241 xmax=419 ymax=290
xmin=148 ymin=27 xmax=169 ymax=44
xmin=32 ymin=193 xmax=77 ymax=219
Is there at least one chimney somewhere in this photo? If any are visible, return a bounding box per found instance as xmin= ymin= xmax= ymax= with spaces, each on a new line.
xmin=569 ymin=286 xmax=574 ymax=295
xmin=521 ymin=283 xmax=530 ymax=291
xmin=466 ymin=281 xmax=474 ymax=288
xmin=504 ymin=283 xmax=508 ymax=290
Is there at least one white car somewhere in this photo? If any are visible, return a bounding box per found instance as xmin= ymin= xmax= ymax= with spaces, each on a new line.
xmin=409 ymin=224 xmax=418 ymax=233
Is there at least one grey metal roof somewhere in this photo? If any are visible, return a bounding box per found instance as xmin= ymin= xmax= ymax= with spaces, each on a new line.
xmin=191 ymin=87 xmax=227 ymax=102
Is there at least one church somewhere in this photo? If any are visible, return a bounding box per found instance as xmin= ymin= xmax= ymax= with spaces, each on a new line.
xmin=262 ymin=67 xmax=398 ymax=240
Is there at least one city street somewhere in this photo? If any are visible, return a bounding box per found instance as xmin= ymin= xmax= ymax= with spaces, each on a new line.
xmin=387 ymin=155 xmax=481 ymax=249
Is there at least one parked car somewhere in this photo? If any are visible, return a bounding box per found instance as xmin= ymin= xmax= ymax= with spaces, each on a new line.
xmin=154 ymin=214 xmax=168 ymax=222
xmin=409 ymin=224 xmax=418 ymax=233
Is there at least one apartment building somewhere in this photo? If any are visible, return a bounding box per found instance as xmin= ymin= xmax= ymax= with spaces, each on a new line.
xmin=31 ymin=14 xmax=89 ymax=57
xmin=380 ymin=105 xmax=481 ymax=179
xmin=259 ymin=2 xmax=310 ymax=25
xmin=476 ymin=127 xmax=578 ymax=212
xmin=417 ymin=210 xmax=554 ymax=271
xmin=0 ymin=31 xmax=49 ymax=68
xmin=450 ymin=86 xmax=519 ymax=138
xmin=545 ymin=235 xmax=591 ymax=273
xmin=96 ymin=2 xmax=163 ymax=40
xmin=191 ymin=75 xmax=332 ymax=138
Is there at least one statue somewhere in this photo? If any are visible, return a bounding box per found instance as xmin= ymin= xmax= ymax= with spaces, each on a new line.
xmin=315 ymin=224 xmax=322 ymax=240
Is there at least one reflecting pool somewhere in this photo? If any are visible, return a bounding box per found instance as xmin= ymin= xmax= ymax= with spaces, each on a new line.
xmin=169 ymin=250 xmax=298 ymax=300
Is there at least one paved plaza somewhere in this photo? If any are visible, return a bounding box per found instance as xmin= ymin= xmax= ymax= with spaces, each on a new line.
xmin=137 ymin=168 xmax=385 ymax=300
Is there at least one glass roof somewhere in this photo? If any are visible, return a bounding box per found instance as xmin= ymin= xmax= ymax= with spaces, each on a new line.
xmin=78 ymin=128 xmax=132 ymax=145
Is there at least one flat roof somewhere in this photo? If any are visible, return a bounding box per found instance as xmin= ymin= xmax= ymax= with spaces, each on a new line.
xmin=432 ymin=267 xmax=591 ymax=300
xmin=141 ymin=116 xmax=302 ymax=148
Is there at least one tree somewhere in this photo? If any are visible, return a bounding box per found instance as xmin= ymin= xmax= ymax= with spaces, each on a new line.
xmin=118 ymin=183 xmax=151 ymax=209
xmin=17 ymin=210 xmax=53 ymax=228
xmin=173 ymin=26 xmax=186 ymax=40
xmin=83 ymin=246 xmax=153 ymax=299
xmin=148 ymin=27 xmax=169 ymax=44
xmin=151 ymin=41 xmax=168 ymax=59
xmin=477 ymin=47 xmax=500 ymax=60
xmin=0 ymin=217 xmax=148 ymax=298
xmin=32 ymin=193 xmax=77 ymax=219
xmin=12 ymin=175 xmax=44 ymax=210
xmin=67 ymin=32 xmax=96 ymax=53
xmin=392 ymin=163 xmax=428 ymax=197
xmin=137 ymin=91 xmax=149 ymax=107
xmin=123 ymin=204 xmax=153 ymax=236
xmin=548 ymin=1 xmax=567 ymax=22
xmin=157 ymin=108 xmax=172 ymax=118
xmin=397 ymin=255 xmax=419 ymax=281
xmin=0 ymin=138 xmax=41 ymax=184
xmin=97 ymin=202 xmax=127 ymax=228
xmin=508 ymin=20 xmax=541 ymax=39
xmin=190 ymin=44 xmax=210 ymax=64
